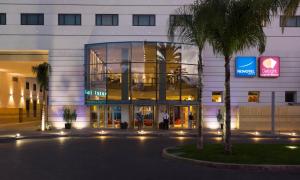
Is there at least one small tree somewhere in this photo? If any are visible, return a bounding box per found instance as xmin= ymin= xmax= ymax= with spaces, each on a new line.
xmin=63 ymin=107 xmax=77 ymax=129
xmin=32 ymin=62 xmax=51 ymax=131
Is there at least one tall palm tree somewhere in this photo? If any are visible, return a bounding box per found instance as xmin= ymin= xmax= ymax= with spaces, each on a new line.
xmin=168 ymin=0 xmax=207 ymax=150
xmin=197 ymin=0 xmax=267 ymax=154
xmin=32 ymin=62 xmax=51 ymax=131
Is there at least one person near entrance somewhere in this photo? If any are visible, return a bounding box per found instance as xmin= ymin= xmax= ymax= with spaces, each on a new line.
xmin=162 ymin=111 xmax=170 ymax=130
xmin=136 ymin=111 xmax=143 ymax=131
xmin=188 ymin=112 xmax=194 ymax=129
xmin=216 ymin=109 xmax=224 ymax=131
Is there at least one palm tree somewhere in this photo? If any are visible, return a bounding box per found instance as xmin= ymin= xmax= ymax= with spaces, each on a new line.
xmin=168 ymin=1 xmax=207 ymax=150
xmin=32 ymin=62 xmax=51 ymax=131
xmin=197 ymin=0 xmax=267 ymax=154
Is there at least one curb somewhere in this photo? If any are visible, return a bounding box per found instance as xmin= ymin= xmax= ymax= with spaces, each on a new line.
xmin=162 ymin=147 xmax=300 ymax=173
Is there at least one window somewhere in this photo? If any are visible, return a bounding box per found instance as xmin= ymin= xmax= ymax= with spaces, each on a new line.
xmin=0 ymin=13 xmax=6 ymax=25
xmin=33 ymin=84 xmax=36 ymax=91
xmin=26 ymin=82 xmax=30 ymax=90
xmin=280 ymin=16 xmax=300 ymax=27
xmin=33 ymin=100 xmax=37 ymax=117
xmin=96 ymin=14 xmax=118 ymax=26
xmin=58 ymin=14 xmax=81 ymax=25
xmin=285 ymin=91 xmax=297 ymax=103
xmin=133 ymin=15 xmax=155 ymax=26
xmin=21 ymin=13 xmax=44 ymax=25
xmin=169 ymin=15 xmax=192 ymax=26
xmin=212 ymin=91 xmax=223 ymax=103
xmin=248 ymin=91 xmax=260 ymax=102
xmin=40 ymin=85 xmax=43 ymax=92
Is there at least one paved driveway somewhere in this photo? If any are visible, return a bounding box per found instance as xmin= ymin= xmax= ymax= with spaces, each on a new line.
xmin=0 ymin=136 xmax=299 ymax=180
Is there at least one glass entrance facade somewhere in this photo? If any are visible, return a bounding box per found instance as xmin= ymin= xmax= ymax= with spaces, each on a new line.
xmin=85 ymin=41 xmax=199 ymax=129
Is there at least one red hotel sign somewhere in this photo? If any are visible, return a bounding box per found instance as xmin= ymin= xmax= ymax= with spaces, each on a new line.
xmin=259 ymin=56 xmax=280 ymax=77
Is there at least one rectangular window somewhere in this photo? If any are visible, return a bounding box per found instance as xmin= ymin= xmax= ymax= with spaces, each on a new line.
xmin=133 ymin=14 xmax=155 ymax=26
xmin=212 ymin=91 xmax=223 ymax=103
xmin=33 ymin=84 xmax=36 ymax=91
xmin=96 ymin=14 xmax=118 ymax=26
xmin=280 ymin=16 xmax=300 ymax=27
xmin=169 ymin=15 xmax=192 ymax=26
xmin=285 ymin=91 xmax=297 ymax=103
xmin=21 ymin=13 xmax=44 ymax=25
xmin=0 ymin=13 xmax=6 ymax=25
xmin=26 ymin=82 xmax=30 ymax=90
xmin=40 ymin=85 xmax=43 ymax=92
xmin=58 ymin=14 xmax=81 ymax=25
xmin=248 ymin=91 xmax=260 ymax=103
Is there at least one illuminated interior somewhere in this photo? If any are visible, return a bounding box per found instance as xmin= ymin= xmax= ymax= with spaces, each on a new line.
xmin=86 ymin=42 xmax=199 ymax=129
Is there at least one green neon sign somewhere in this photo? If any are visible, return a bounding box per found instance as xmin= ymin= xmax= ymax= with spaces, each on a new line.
xmin=84 ymin=89 xmax=107 ymax=97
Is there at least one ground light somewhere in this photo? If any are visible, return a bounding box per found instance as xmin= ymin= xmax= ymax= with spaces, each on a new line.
xmin=137 ymin=130 xmax=146 ymax=135
xmin=177 ymin=130 xmax=185 ymax=135
xmin=254 ymin=131 xmax=260 ymax=136
xmin=217 ymin=131 xmax=221 ymax=135
xmin=291 ymin=132 xmax=297 ymax=136
xmin=286 ymin=145 xmax=298 ymax=150
xmin=15 ymin=133 xmax=21 ymax=138
xmin=98 ymin=130 xmax=106 ymax=135
xmin=59 ymin=131 xmax=65 ymax=135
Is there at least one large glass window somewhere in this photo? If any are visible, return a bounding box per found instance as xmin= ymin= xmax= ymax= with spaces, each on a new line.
xmin=133 ymin=15 xmax=155 ymax=26
xmin=0 ymin=13 xmax=6 ymax=25
xmin=96 ymin=14 xmax=118 ymax=26
xmin=21 ymin=13 xmax=44 ymax=25
xmin=58 ymin=14 xmax=81 ymax=25
xmin=85 ymin=42 xmax=199 ymax=104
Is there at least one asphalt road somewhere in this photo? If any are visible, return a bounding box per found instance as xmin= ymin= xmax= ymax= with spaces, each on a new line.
xmin=0 ymin=136 xmax=299 ymax=180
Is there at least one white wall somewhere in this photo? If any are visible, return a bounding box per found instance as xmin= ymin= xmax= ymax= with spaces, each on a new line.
xmin=0 ymin=0 xmax=299 ymax=129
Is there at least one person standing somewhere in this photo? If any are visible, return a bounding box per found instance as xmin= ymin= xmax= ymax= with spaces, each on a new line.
xmin=162 ymin=111 xmax=169 ymax=130
xmin=188 ymin=112 xmax=194 ymax=129
xmin=136 ymin=111 xmax=143 ymax=131
xmin=216 ymin=109 xmax=223 ymax=131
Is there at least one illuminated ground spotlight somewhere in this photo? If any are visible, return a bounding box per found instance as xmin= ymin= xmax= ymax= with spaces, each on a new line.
xmin=177 ymin=130 xmax=185 ymax=135
xmin=217 ymin=131 xmax=221 ymax=135
xmin=59 ymin=131 xmax=65 ymax=135
xmin=290 ymin=132 xmax=297 ymax=136
xmin=254 ymin=131 xmax=260 ymax=136
xmin=98 ymin=130 xmax=106 ymax=135
xmin=137 ymin=130 xmax=146 ymax=135
xmin=286 ymin=145 xmax=298 ymax=150
xmin=15 ymin=133 xmax=21 ymax=138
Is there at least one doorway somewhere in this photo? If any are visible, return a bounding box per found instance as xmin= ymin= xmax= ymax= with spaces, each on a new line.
xmin=170 ymin=106 xmax=197 ymax=129
xmin=133 ymin=105 xmax=154 ymax=129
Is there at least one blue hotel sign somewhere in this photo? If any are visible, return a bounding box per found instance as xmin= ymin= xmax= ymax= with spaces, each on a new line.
xmin=235 ymin=56 xmax=257 ymax=77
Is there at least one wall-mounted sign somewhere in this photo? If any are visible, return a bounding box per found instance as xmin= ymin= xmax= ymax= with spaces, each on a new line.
xmin=259 ymin=56 xmax=280 ymax=77
xmin=84 ymin=89 xmax=107 ymax=97
xmin=235 ymin=56 xmax=257 ymax=77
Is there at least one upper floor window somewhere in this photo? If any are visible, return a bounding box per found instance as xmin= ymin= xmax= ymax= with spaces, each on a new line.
xmin=0 ymin=13 xmax=6 ymax=25
xmin=169 ymin=15 xmax=192 ymax=26
xmin=58 ymin=14 xmax=81 ymax=25
xmin=248 ymin=91 xmax=260 ymax=103
xmin=96 ymin=14 xmax=118 ymax=26
xmin=285 ymin=91 xmax=297 ymax=103
xmin=26 ymin=82 xmax=30 ymax=90
xmin=21 ymin=13 xmax=44 ymax=25
xmin=33 ymin=84 xmax=36 ymax=91
xmin=133 ymin=14 xmax=155 ymax=26
xmin=280 ymin=16 xmax=300 ymax=27
xmin=212 ymin=91 xmax=223 ymax=103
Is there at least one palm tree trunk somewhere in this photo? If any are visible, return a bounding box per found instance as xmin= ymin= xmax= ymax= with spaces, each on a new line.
xmin=196 ymin=49 xmax=204 ymax=150
xmin=41 ymin=88 xmax=46 ymax=131
xmin=224 ymin=55 xmax=232 ymax=154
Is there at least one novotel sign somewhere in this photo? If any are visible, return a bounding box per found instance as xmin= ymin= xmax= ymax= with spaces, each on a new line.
xmin=235 ymin=56 xmax=257 ymax=77
xmin=84 ymin=89 xmax=107 ymax=97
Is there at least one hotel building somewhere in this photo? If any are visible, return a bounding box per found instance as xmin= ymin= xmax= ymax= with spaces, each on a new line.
xmin=0 ymin=0 xmax=300 ymax=131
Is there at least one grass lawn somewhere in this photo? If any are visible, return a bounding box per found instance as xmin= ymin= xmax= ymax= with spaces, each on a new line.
xmin=168 ymin=144 xmax=300 ymax=165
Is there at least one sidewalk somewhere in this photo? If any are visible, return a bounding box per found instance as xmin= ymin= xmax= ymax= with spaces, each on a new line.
xmin=0 ymin=123 xmax=299 ymax=142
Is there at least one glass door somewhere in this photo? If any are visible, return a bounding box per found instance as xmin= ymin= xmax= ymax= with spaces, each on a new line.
xmin=170 ymin=106 xmax=196 ymax=129
xmin=107 ymin=105 xmax=122 ymax=128
xmin=134 ymin=105 xmax=154 ymax=128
